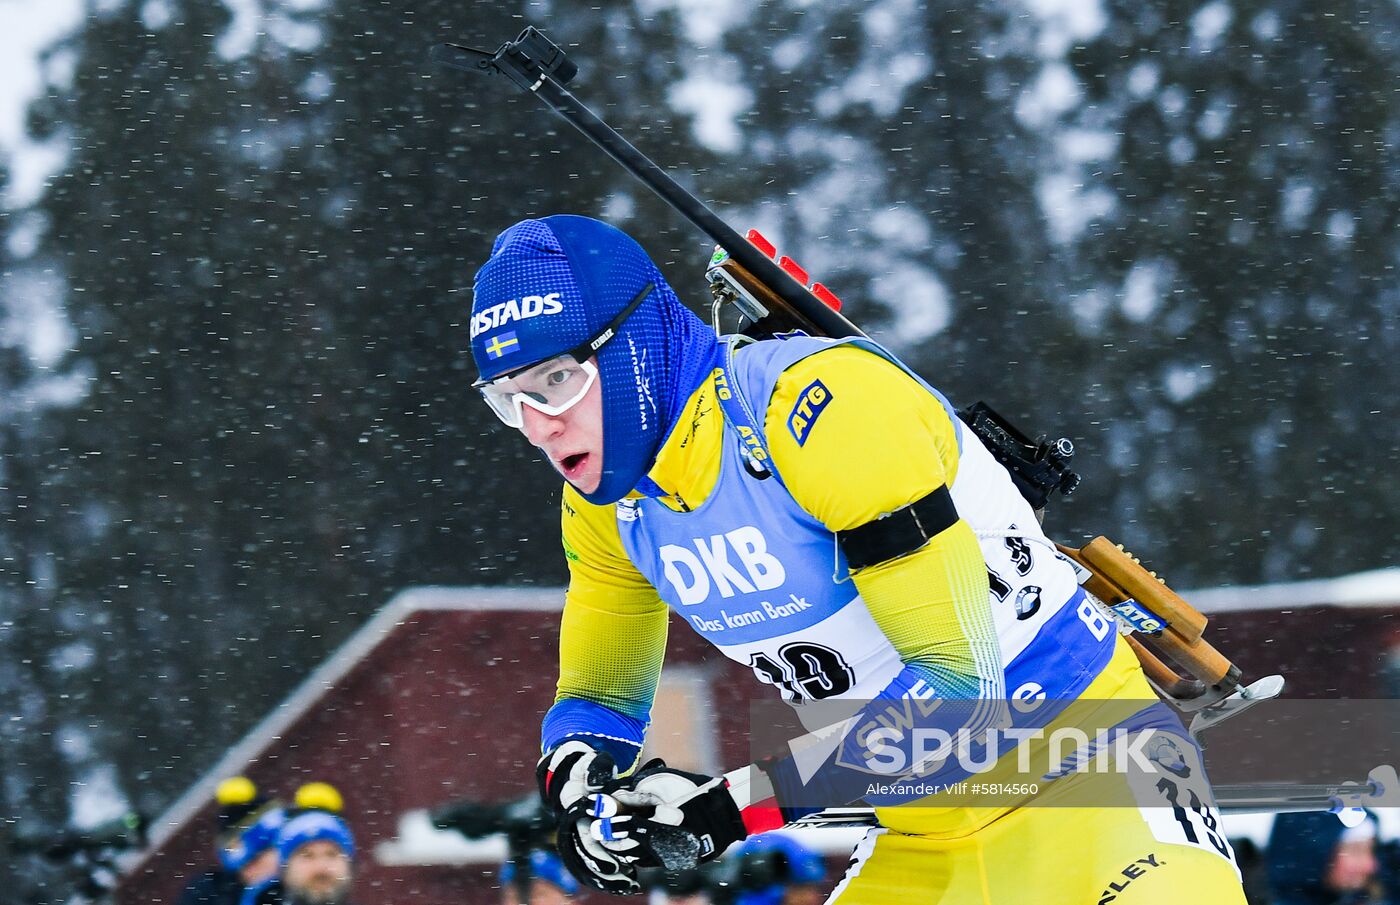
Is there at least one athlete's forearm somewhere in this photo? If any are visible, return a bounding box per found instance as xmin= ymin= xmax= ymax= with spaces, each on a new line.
xmin=555 ymin=589 xmax=669 ymax=717
xmin=549 ymin=585 xmax=669 ymax=771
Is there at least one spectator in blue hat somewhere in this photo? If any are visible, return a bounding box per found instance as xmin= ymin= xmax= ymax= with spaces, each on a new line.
xmin=243 ymin=808 xmax=355 ymax=905
xmin=499 ymin=848 xmax=578 ymax=905
xmin=178 ymin=778 xmax=283 ymax=905
xmin=221 ymin=805 xmax=285 ymax=886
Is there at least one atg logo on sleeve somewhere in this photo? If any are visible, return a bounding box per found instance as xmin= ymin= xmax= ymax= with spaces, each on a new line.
xmin=787 ymin=379 xmax=833 ymax=446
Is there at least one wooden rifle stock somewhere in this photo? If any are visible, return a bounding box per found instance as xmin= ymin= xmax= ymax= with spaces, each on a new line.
xmin=1058 ymin=538 xmax=1241 ymax=709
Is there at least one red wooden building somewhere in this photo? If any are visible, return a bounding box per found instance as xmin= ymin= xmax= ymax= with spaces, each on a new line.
xmin=113 ymin=571 xmax=1400 ymax=905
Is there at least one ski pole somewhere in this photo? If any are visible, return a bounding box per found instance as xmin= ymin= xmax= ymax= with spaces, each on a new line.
xmin=430 ymin=27 xmax=863 ymax=340
xmin=786 ymin=765 xmax=1399 ymax=827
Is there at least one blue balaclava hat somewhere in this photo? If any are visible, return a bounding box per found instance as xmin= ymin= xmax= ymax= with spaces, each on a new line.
xmin=470 ymin=215 xmax=721 ymax=504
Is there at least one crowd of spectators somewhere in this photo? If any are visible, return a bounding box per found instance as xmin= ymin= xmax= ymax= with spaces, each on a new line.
xmin=177 ymin=779 xmax=1395 ymax=905
xmin=176 ymin=779 xmax=356 ymax=905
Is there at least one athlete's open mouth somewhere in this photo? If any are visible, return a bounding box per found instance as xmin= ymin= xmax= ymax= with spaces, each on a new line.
xmin=560 ymin=452 xmax=588 ymax=474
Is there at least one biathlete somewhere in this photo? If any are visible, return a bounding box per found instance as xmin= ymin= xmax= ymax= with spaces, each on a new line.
xmin=467 ymin=214 xmax=1247 ymax=903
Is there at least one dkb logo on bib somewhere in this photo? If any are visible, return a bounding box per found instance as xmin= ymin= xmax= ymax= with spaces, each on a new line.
xmin=659 ymin=526 xmax=786 ymax=605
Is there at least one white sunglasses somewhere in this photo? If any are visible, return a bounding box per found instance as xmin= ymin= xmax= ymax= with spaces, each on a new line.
xmin=478 ymin=355 xmax=599 ymax=428
xmin=474 ymin=282 xmax=653 ymax=428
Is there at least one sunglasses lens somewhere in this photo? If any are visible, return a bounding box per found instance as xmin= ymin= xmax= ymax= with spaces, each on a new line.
xmin=480 ymin=357 xmax=597 ymax=428
xmin=480 ymin=387 xmax=524 ymax=427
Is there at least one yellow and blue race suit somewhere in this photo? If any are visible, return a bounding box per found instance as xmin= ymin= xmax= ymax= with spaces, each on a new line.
xmin=546 ymin=334 xmax=1245 ymax=903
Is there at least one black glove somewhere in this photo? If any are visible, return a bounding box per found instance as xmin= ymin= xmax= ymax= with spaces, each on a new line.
xmin=536 ymin=741 xmax=616 ymax=817
xmin=555 ymin=800 xmax=643 ymax=896
xmin=587 ymin=760 xmax=749 ymax=873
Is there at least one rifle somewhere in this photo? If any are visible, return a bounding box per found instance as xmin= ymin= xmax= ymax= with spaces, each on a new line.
xmin=430 ymin=28 xmax=1283 ymax=738
xmin=706 ymin=226 xmax=1278 ymax=727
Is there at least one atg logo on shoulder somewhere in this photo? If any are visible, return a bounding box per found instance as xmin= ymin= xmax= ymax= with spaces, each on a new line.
xmin=471 ymin=292 xmax=564 ymax=339
xmin=788 ymin=379 xmax=833 ymax=446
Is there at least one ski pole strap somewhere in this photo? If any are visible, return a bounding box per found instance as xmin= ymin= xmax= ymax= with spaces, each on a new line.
xmin=839 ymin=487 xmax=959 ymax=571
